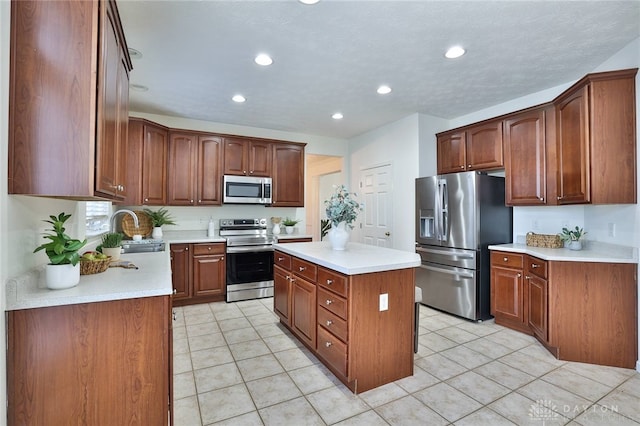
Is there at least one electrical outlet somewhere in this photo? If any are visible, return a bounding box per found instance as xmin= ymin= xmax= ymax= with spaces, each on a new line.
xmin=608 ymin=222 xmax=616 ymax=237
xmin=379 ymin=293 xmax=388 ymax=311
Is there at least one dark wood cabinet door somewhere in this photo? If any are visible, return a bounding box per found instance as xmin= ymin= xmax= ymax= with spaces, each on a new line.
xmin=291 ymin=276 xmax=316 ymax=348
xmin=527 ymin=274 xmax=548 ymax=342
xmin=272 ymin=143 xmax=305 ymax=207
xmin=170 ymin=244 xmax=191 ymax=301
xmin=274 ymin=265 xmax=291 ymax=325
xmin=192 ymin=254 xmax=226 ymax=297
xmin=223 ymin=138 xmax=248 ymax=175
xmin=197 ymin=135 xmax=223 ymax=205
xmin=142 ymin=124 xmax=168 ymax=205
xmin=248 ymin=141 xmax=272 ymax=176
xmin=555 ymin=85 xmax=590 ymax=204
xmin=504 ymin=109 xmax=547 ymax=205
xmin=437 ymin=132 xmax=466 ymax=174
xmin=115 ymin=54 xmax=130 ymax=200
xmin=491 ymin=266 xmax=525 ymax=326
xmin=466 ymin=120 xmax=504 ymax=170
xmin=168 ymin=132 xmax=198 ymax=205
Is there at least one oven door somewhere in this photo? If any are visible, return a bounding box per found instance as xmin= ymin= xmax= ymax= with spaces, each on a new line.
xmin=226 ymin=246 xmax=274 ymax=301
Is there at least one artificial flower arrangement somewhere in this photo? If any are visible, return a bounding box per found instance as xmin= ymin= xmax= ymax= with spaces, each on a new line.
xmin=324 ymin=184 xmax=363 ymax=229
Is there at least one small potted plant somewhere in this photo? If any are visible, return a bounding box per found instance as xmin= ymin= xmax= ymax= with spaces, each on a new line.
xmin=99 ymin=232 xmax=124 ymax=261
xmin=33 ymin=212 xmax=87 ymax=289
xmin=282 ymin=217 xmax=300 ymax=234
xmin=558 ymin=226 xmax=587 ymax=251
xmin=143 ymin=208 xmax=176 ymax=239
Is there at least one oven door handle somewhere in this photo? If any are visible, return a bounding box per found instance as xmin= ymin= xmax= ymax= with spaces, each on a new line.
xmin=226 ymin=245 xmax=274 ymax=253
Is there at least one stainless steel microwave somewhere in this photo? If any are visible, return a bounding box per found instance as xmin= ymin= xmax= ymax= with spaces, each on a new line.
xmin=223 ymin=175 xmax=272 ymax=204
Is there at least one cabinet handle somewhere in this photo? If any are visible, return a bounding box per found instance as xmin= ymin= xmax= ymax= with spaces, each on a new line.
xmin=326 ymin=279 xmax=333 ymax=285
xmin=299 ymin=266 xmax=306 ymax=272
xmin=208 ymin=247 xmax=212 ymax=251
xmin=517 ymin=273 xmax=522 ymax=277
xmin=460 ymin=166 xmax=464 ymax=169
xmin=243 ymin=170 xmax=247 ymax=175
xmin=557 ymin=196 xmax=562 ymax=200
xmin=467 ymin=164 xmax=472 ymax=168
xmin=531 ymin=263 xmax=540 ymax=268
xmin=198 ymin=199 xmax=202 ymax=203
xmin=172 ymin=289 xmax=177 ymax=295
xmin=278 ymin=257 xmax=284 ymax=261
xmin=325 ymin=341 xmax=332 ymax=348
xmin=539 ymin=197 xmax=544 ymax=201
xmin=144 ymin=198 xmax=149 ymax=202
xmin=185 ymin=247 xmax=189 ymax=251
xmin=525 ymin=275 xmax=530 ymax=279
xmin=250 ymin=170 xmax=254 ymax=174
xmin=326 ymin=320 xmax=333 ymax=326
xmin=221 ymin=257 xmax=224 ymax=260
xmin=503 ymin=257 xmax=508 ymax=262
xmin=172 ymin=311 xmax=177 ymax=321
xmin=325 ymin=299 xmax=333 ymax=305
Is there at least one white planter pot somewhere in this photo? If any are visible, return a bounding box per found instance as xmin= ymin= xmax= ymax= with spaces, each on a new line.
xmin=102 ymin=246 xmax=121 ymax=262
xmin=568 ymin=240 xmax=583 ymax=251
xmin=327 ymin=221 xmax=349 ymax=250
xmin=285 ymin=226 xmax=294 ymax=234
xmin=45 ymin=263 xmax=80 ymax=290
xmin=272 ymin=223 xmax=281 ymax=235
xmin=152 ymin=226 xmax=163 ymax=239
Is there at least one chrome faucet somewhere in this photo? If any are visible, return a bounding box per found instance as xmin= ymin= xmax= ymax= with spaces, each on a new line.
xmin=110 ymin=209 xmax=139 ymax=234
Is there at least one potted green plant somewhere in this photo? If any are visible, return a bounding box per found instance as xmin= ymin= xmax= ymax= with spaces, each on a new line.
xmin=324 ymin=185 xmax=363 ymax=250
xmin=282 ymin=217 xmax=300 ymax=234
xmin=143 ymin=208 xmax=176 ymax=239
xmin=99 ymin=232 xmax=124 ymax=261
xmin=558 ymin=226 xmax=587 ymax=251
xmin=34 ymin=212 xmax=87 ymax=289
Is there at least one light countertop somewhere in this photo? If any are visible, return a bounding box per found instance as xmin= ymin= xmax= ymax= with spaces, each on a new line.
xmin=273 ymin=241 xmax=420 ymax=275
xmin=489 ymin=242 xmax=638 ymax=264
xmin=162 ymin=230 xmax=226 ymax=244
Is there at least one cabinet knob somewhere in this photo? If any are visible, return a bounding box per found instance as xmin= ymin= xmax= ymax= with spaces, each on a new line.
xmin=557 ymin=196 xmax=562 ymax=200
xmin=250 ymin=170 xmax=254 ymax=174
xmin=144 ymin=198 xmax=149 ymax=202
xmin=326 ymin=279 xmax=333 ymax=285
xmin=243 ymin=170 xmax=247 ymax=175
xmin=525 ymin=275 xmax=530 ymax=279
xmin=208 ymin=247 xmax=212 ymax=251
xmin=221 ymin=257 xmax=224 ymax=261
xmin=299 ymin=266 xmax=306 ymax=272
xmin=325 ymin=341 xmax=332 ymax=348
xmin=539 ymin=197 xmax=544 ymax=201
xmin=172 ymin=289 xmax=177 ymax=295
xmin=198 ymin=199 xmax=202 ymax=203
xmin=460 ymin=166 xmax=465 ymax=169
xmin=517 ymin=273 xmax=522 ymax=277
xmin=503 ymin=257 xmax=508 ymax=262
xmin=185 ymin=247 xmax=189 ymax=251
xmin=467 ymin=164 xmax=472 ymax=168
xmin=278 ymin=257 xmax=284 ymax=261
xmin=326 ymin=320 xmax=333 ymax=326
xmin=531 ymin=263 xmax=540 ymax=268
xmin=325 ymin=299 xmax=333 ymax=305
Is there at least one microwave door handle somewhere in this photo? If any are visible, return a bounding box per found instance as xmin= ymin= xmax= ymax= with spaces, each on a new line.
xmin=261 ymin=180 xmax=265 ymax=202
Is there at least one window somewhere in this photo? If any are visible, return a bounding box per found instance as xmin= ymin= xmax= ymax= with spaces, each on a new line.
xmin=85 ymin=201 xmax=112 ymax=237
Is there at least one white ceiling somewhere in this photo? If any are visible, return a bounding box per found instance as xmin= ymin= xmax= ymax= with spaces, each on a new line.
xmin=118 ymin=0 xmax=640 ymax=140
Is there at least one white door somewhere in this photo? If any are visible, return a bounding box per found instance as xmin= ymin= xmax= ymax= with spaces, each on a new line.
xmin=360 ymin=164 xmax=393 ymax=247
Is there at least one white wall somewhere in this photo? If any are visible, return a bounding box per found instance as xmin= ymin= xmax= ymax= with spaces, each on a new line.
xmin=418 ymin=113 xmax=450 ymax=177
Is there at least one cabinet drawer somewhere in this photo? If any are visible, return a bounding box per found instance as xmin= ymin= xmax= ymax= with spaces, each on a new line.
xmin=193 ymin=243 xmax=225 ymax=256
xmin=318 ymin=267 xmax=348 ymax=297
xmin=317 ymin=306 xmax=348 ymax=343
xmin=526 ymin=256 xmax=547 ymax=279
xmin=292 ymin=257 xmax=317 ymax=282
xmin=274 ymin=251 xmax=291 ymax=270
xmin=491 ymin=251 xmax=524 ymax=269
xmin=316 ymin=326 xmax=347 ymax=377
xmin=317 ymin=287 xmax=347 ymax=320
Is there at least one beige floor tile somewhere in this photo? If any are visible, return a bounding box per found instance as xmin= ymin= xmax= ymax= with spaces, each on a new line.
xmin=287 ymin=364 xmax=336 ymax=394
xmin=421 ymin=315 xmax=456 ymax=331
xmin=485 ymin=329 xmax=535 ymax=350
xmin=173 ymin=395 xmax=202 ymax=426
xmin=173 ymin=325 xmax=187 ymax=340
xmin=228 ymin=339 xmax=271 ymax=361
xmin=253 ymin=322 xmax=289 ymax=339
xmin=236 ymin=353 xmax=285 ymax=382
xmin=174 ymin=352 xmax=193 ymax=374
xmin=273 ymin=346 xmax=317 ymax=371
xmin=193 ymin=362 xmax=243 ymax=393
xmin=596 ymin=387 xmax=640 ymax=423
xmin=542 ymin=366 xmax=614 ymax=402
xmin=572 ymin=403 xmax=640 ymax=426
xmin=420 ymin=332 xmax=458 ymax=351
xmin=463 ymin=336 xmax=513 ymax=359
xmin=332 ymin=409 xmax=389 ymax=426
xmin=499 ymin=350 xmax=560 ymax=377
xmin=173 ymin=337 xmax=190 ymax=355
xmin=414 ymin=382 xmax=483 ymax=422
xmin=414 ymin=353 xmax=468 ymax=380
xmin=245 ymin=372 xmax=302 ymax=409
xmin=188 ymin=331 xmax=227 ymax=352
xmin=435 ymin=326 xmax=479 ymax=344
xmin=183 ymin=304 xmax=213 ymax=317
xmin=517 ymin=379 xmax=592 ymax=419
xmin=239 ymin=304 xmax=273 ymax=317
xmin=217 ymin=316 xmax=252 ymax=332
xmin=306 ymin=386 xmax=371 ymax=425
xmin=454 ymin=321 xmax=502 ymax=337
xmin=184 ymin=312 xmax=215 ymax=326
xmin=262 ymin=333 xmax=301 ymax=353
xmin=376 ymin=395 xmax=448 ymax=426
xmin=440 ymin=345 xmax=493 ymax=369
xmin=191 ymin=345 xmax=235 ymax=370
xmin=414 ymin=343 xmax=436 ymax=358
xmin=446 ymin=371 xmax=511 ymax=405
xmin=617 ymin=375 xmax=640 ymax=398
xmin=198 ymin=383 xmax=256 ymax=424
xmin=187 ymin=321 xmax=221 ymax=338
xmin=174 ymin=371 xmax=197 ymax=399
xmin=453 ymin=407 xmax=517 ymax=426
xmin=212 ymin=308 xmax=245 ymax=321
xmin=490 ymin=392 xmax=569 ymax=425
xmin=563 ymin=361 xmax=637 ymax=388
xmin=247 ymin=312 xmax=279 ymax=327
xmin=515 ymin=342 xmax=566 ymax=365
xmin=358 ymin=382 xmax=408 ymax=408
xmin=210 ymin=410 xmax=264 ymax=426
xmin=394 ymin=365 xmax=440 ymax=393
xmin=474 ymin=360 xmax=535 ymax=390
xmin=258 ymin=396 xmax=325 ymax=426
xmin=222 ymin=327 xmax=260 ymax=344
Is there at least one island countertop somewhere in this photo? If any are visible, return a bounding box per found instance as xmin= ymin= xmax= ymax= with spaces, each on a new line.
xmin=273 ymin=241 xmax=420 ymax=275
xmin=489 ymin=242 xmax=638 ymax=264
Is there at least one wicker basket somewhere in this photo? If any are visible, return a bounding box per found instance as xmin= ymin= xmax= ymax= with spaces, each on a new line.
xmin=525 ymin=232 xmax=563 ymax=248
xmin=121 ymin=210 xmax=153 ymax=238
xmin=80 ymin=256 xmax=112 ymax=275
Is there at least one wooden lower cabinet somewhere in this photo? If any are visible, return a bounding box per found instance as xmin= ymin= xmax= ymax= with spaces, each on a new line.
xmin=490 ymin=251 xmax=528 ymax=333
xmin=171 ymin=242 xmax=226 ymax=306
xmin=7 ymin=296 xmax=171 ymax=424
xmin=491 ymin=250 xmax=637 ymax=368
xmin=274 ymin=250 xmax=414 ymax=393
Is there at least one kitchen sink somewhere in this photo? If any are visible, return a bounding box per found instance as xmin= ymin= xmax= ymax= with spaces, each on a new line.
xmin=121 ymin=239 xmax=165 ymax=254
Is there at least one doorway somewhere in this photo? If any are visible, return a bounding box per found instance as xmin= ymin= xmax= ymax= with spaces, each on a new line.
xmin=305 ymin=155 xmax=344 ymax=241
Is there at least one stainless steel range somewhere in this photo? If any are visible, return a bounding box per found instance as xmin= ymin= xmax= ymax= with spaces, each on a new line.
xmin=220 ymin=218 xmax=274 ymax=302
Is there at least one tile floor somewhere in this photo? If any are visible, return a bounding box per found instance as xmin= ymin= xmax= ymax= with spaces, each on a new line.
xmin=172 ymin=298 xmax=640 ymax=425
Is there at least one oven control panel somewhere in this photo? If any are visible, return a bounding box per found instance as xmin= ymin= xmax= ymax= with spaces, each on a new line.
xmin=219 ymin=218 xmax=268 ymax=229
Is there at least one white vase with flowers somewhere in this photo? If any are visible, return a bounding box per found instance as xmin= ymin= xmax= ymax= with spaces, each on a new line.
xmin=324 ymin=185 xmax=363 ymax=250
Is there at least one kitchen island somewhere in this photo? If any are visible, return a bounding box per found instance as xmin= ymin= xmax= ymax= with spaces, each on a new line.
xmin=273 ymin=241 xmax=420 ymax=393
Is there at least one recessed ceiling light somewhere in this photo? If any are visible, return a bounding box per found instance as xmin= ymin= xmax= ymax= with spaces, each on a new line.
xmin=377 ymin=85 xmax=392 ymax=95
xmin=254 ymin=54 xmax=273 ymax=66
xmin=232 ymin=94 xmax=246 ymax=103
xmin=445 ymin=46 xmax=466 ymax=59
xmin=299 ymin=0 xmax=320 ymax=4
xmin=128 ymin=48 xmax=143 ymax=59
xmin=130 ymin=83 xmax=148 ymax=92
xmin=332 ymin=112 xmax=343 ymax=120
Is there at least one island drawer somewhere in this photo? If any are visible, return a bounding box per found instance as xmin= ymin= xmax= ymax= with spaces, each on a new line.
xmin=193 ymin=243 xmax=225 ymax=256
xmin=318 ymin=287 xmax=347 ymax=320
xmin=318 ymin=267 xmax=348 ymax=297
xmin=275 ymin=251 xmax=291 ymax=270
xmin=526 ymin=255 xmax=547 ymax=279
xmin=490 ymin=251 xmax=524 ymax=269
xmin=292 ymin=257 xmax=318 ymax=282
xmin=317 ymin=326 xmax=347 ymax=377
xmin=317 ymin=306 xmax=348 ymax=343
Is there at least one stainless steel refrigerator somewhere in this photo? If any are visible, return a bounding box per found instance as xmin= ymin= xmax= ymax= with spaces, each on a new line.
xmin=415 ymin=171 xmax=512 ymax=321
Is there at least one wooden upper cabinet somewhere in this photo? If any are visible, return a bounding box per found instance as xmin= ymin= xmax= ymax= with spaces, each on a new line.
xmin=196 ymin=135 xmax=223 ymax=205
xmin=124 ymin=118 xmax=168 ymax=206
xmin=168 ymin=132 xmax=198 ymax=206
xmin=9 ymin=0 xmax=131 ymax=199
xmin=554 ymin=68 xmax=637 ymax=205
xmin=437 ymin=132 xmax=466 ymax=174
xmin=223 ymin=137 xmax=272 ymax=176
xmin=504 ymin=108 xmax=547 ymax=206
xmin=272 ymin=143 xmax=306 ymax=207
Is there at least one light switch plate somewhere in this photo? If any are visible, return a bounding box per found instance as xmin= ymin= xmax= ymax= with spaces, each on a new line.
xmin=379 ymin=293 xmax=388 ymax=311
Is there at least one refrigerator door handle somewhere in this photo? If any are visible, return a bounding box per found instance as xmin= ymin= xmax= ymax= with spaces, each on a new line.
xmin=440 ymin=180 xmax=449 ymax=242
xmin=434 ymin=180 xmax=442 ymax=241
xmin=419 ymin=264 xmax=475 ymax=279
xmin=416 ymin=247 xmax=474 ymax=259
